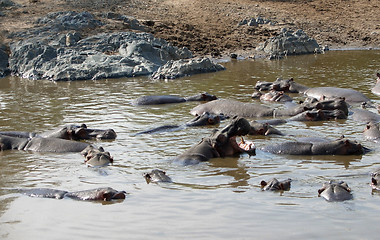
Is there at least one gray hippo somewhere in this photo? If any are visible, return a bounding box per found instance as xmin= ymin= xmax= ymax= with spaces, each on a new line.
xmin=175 ymin=116 xmax=254 ymax=165
xmin=318 ymin=181 xmax=353 ymax=202
xmin=371 ymin=169 xmax=380 ymax=191
xmin=371 ymin=73 xmax=380 ymax=96
xmin=143 ymin=169 xmax=172 ymax=184
xmin=271 ymin=77 xmax=370 ymax=104
xmin=20 ymin=187 xmax=126 ymax=201
xmin=260 ymin=137 xmax=366 ymax=155
xmin=0 ymin=135 xmax=113 ymax=166
xmin=249 ymin=121 xmax=283 ymax=135
xmin=134 ymin=112 xmax=224 ymax=135
xmin=260 ymin=178 xmax=292 ymax=191
xmin=132 ymin=92 xmax=217 ymax=105
xmin=287 ymin=109 xmax=347 ymax=121
xmin=0 ymin=124 xmax=117 ymax=140
xmin=363 ymin=122 xmax=380 ymax=142
xmin=351 ymin=108 xmax=380 ymax=123
xmin=191 ymin=97 xmax=348 ymax=119
xmin=254 ymin=81 xmax=273 ymax=91
xmin=252 ymin=90 xmax=293 ymax=102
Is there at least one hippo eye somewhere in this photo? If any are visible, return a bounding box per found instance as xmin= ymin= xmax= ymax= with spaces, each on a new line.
xmin=372 ymin=178 xmax=378 ymax=185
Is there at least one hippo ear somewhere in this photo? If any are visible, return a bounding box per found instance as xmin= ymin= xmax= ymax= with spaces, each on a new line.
xmin=317 ymin=188 xmax=324 ymax=195
xmin=377 ymin=73 xmax=380 ymax=78
xmin=260 ymin=180 xmax=267 ymax=188
xmin=80 ymin=123 xmax=87 ymax=129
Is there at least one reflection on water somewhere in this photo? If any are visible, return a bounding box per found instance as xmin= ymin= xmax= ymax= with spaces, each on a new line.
xmin=0 ymin=50 xmax=380 ymax=239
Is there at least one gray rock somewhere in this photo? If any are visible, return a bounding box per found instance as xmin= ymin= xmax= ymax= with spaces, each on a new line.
xmin=256 ymin=28 xmax=321 ymax=58
xmin=9 ymin=32 xmax=192 ymax=81
xmin=0 ymin=0 xmax=17 ymax=8
xmin=151 ymin=57 xmax=225 ymax=80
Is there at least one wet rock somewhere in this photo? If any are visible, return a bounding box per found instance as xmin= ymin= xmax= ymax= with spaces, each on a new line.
xmin=8 ymin=11 xmax=192 ymax=81
xmin=9 ymin=30 xmax=192 ymax=81
xmin=256 ymin=28 xmax=321 ymax=58
xmin=151 ymin=57 xmax=225 ymax=80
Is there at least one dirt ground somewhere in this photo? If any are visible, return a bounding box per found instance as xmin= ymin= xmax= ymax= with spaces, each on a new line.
xmin=1 ymin=0 xmax=379 ymax=57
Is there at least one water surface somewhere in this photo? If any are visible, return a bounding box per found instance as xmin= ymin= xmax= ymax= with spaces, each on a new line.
xmin=0 ymin=50 xmax=379 ymax=239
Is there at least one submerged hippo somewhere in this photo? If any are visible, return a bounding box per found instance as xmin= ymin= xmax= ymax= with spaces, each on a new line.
xmin=143 ymin=169 xmax=172 ymax=184
xmin=134 ymin=112 xmax=224 ymax=135
xmin=252 ymin=90 xmax=293 ymax=102
xmin=20 ymin=187 xmax=126 ymax=201
xmin=132 ymin=92 xmax=217 ymax=105
xmin=175 ymin=116 xmax=255 ymax=165
xmin=318 ymin=181 xmax=353 ymax=202
xmin=371 ymin=73 xmax=380 ymax=96
xmin=260 ymin=137 xmax=366 ymax=155
xmin=363 ymin=122 xmax=380 ymax=142
xmin=260 ymin=178 xmax=292 ymax=191
xmin=81 ymin=145 xmax=113 ymax=167
xmin=0 ymin=124 xmax=117 ymax=140
xmin=287 ymin=109 xmax=347 ymax=121
xmin=0 ymin=135 xmax=113 ymax=166
xmin=249 ymin=121 xmax=283 ymax=135
xmin=351 ymin=108 xmax=380 ymax=123
xmin=191 ymin=96 xmax=349 ymax=119
xmin=271 ymin=77 xmax=370 ymax=103
xmin=371 ymin=169 xmax=380 ymax=191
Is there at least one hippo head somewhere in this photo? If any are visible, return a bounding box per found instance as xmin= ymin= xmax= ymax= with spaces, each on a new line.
xmin=186 ymin=112 xmax=221 ymax=127
xmin=210 ymin=116 xmax=255 ymax=156
xmin=81 ymin=145 xmax=113 ymax=167
xmin=69 ymin=187 xmax=126 ymax=201
xmin=143 ymin=169 xmax=172 ymax=184
xmin=261 ymin=178 xmax=292 ymax=191
xmin=371 ymin=170 xmax=380 ymax=191
xmin=271 ymin=77 xmax=293 ymax=92
xmin=318 ymin=180 xmax=353 ymax=202
xmin=94 ymin=188 xmax=126 ymax=201
xmin=330 ymin=137 xmax=365 ymax=155
xmin=254 ymin=81 xmax=273 ymax=91
xmin=69 ymin=124 xmax=117 ymax=140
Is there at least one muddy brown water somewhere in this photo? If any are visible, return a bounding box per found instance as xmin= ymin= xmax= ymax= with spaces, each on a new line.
xmin=0 ymin=50 xmax=379 ymax=239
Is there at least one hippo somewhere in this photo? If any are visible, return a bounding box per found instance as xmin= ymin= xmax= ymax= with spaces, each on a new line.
xmin=0 ymin=124 xmax=117 ymax=140
xmin=191 ymin=97 xmax=349 ymax=119
xmin=132 ymin=92 xmax=217 ymax=105
xmin=271 ymin=77 xmax=370 ymax=104
xmin=252 ymin=90 xmax=293 ymax=102
xmin=81 ymin=145 xmax=113 ymax=167
xmin=143 ymin=169 xmax=172 ymax=184
xmin=363 ymin=122 xmax=380 ymax=142
xmin=371 ymin=73 xmax=380 ymax=96
xmin=254 ymin=81 xmax=273 ymax=91
xmin=318 ymin=181 xmax=353 ymax=202
xmin=249 ymin=121 xmax=283 ymax=135
xmin=175 ymin=116 xmax=254 ymax=165
xmin=351 ymin=108 xmax=380 ymax=123
xmin=260 ymin=137 xmax=366 ymax=155
xmin=20 ymin=187 xmax=126 ymax=201
xmin=287 ymin=109 xmax=347 ymax=121
xmin=271 ymin=77 xmax=310 ymax=93
xmin=371 ymin=169 xmax=380 ymax=191
xmin=260 ymin=178 xmax=292 ymax=191
xmin=134 ymin=112 xmax=224 ymax=135
xmin=0 ymin=135 xmax=113 ymax=166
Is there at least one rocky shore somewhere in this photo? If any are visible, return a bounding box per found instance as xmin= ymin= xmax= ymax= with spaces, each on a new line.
xmin=0 ymin=0 xmax=379 ymax=81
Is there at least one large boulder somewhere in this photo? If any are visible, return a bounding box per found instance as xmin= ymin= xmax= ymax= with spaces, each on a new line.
xmin=9 ymin=32 xmax=192 ymax=81
xmin=151 ymin=57 xmax=225 ymax=80
xmin=256 ymin=28 xmax=321 ymax=59
xmin=8 ymin=11 xmax=192 ymax=81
